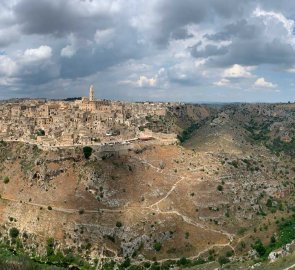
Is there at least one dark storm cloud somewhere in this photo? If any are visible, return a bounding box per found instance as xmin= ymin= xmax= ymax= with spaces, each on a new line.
xmin=9 ymin=0 xmax=147 ymax=85
xmin=213 ymin=39 xmax=295 ymax=67
xmin=60 ymin=24 xmax=147 ymax=79
xmin=0 ymin=30 xmax=18 ymax=48
xmin=14 ymin=0 xmax=112 ymax=37
xmin=19 ymin=61 xmax=59 ymax=85
xmin=190 ymin=42 xmax=228 ymax=58
xmin=154 ymin=0 xmax=247 ymax=46
xmin=204 ymin=20 xmax=258 ymax=41
xmin=198 ymin=18 xmax=295 ymax=67
xmin=171 ymin=27 xmax=193 ymax=40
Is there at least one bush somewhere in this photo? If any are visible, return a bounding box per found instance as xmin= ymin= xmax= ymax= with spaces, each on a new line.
xmin=191 ymin=258 xmax=206 ymax=266
xmin=177 ymin=257 xmax=190 ymax=266
xmin=3 ymin=176 xmax=9 ymax=184
xmin=266 ymin=198 xmax=273 ymax=207
xmin=9 ymin=227 xmax=19 ymax=238
xmin=184 ymin=232 xmax=189 ymax=239
xmin=217 ymin=185 xmax=223 ymax=191
xmin=226 ymin=250 xmax=233 ymax=257
xmin=116 ymin=221 xmax=123 ymax=228
xmin=159 ymin=161 xmax=166 ymax=169
xmin=218 ymin=256 xmax=230 ymax=265
xmin=154 ymin=242 xmax=162 ymax=252
xmin=120 ymin=257 xmax=131 ymax=269
xmin=48 ymin=206 xmax=52 ymax=210
xmin=36 ymin=129 xmax=45 ymax=136
xmin=83 ymin=146 xmax=93 ymax=159
xmin=46 ymin=237 xmax=54 ymax=256
xmin=252 ymin=239 xmax=266 ymax=257
xmin=177 ymin=123 xmax=200 ymax=143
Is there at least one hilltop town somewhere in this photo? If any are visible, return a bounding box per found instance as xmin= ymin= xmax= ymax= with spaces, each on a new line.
xmin=0 ymin=85 xmax=181 ymax=148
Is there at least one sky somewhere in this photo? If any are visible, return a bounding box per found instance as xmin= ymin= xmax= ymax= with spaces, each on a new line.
xmin=0 ymin=0 xmax=294 ymax=102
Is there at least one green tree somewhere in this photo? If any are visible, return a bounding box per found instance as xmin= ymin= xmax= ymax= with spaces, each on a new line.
xmin=9 ymin=227 xmax=19 ymax=238
xmin=116 ymin=221 xmax=123 ymax=228
xmin=36 ymin=129 xmax=45 ymax=136
xmin=217 ymin=185 xmax=223 ymax=191
xmin=154 ymin=242 xmax=162 ymax=252
xmin=218 ymin=256 xmax=230 ymax=265
xmin=46 ymin=237 xmax=55 ymax=256
xmin=266 ymin=198 xmax=273 ymax=207
xmin=3 ymin=176 xmax=9 ymax=184
xmin=83 ymin=146 xmax=93 ymax=159
xmin=252 ymin=239 xmax=266 ymax=257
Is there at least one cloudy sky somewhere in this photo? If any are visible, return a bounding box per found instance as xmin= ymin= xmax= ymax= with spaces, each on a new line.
xmin=0 ymin=0 xmax=294 ymax=102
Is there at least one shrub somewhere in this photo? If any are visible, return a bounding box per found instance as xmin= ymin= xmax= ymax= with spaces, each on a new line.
xmin=116 ymin=221 xmax=123 ymax=228
xmin=184 ymin=232 xmax=189 ymax=239
xmin=191 ymin=258 xmax=206 ymax=265
xmin=83 ymin=146 xmax=93 ymax=159
xmin=270 ymin=235 xmax=276 ymax=246
xmin=36 ymin=129 xmax=45 ymax=136
xmin=177 ymin=257 xmax=190 ymax=266
xmin=217 ymin=185 xmax=223 ymax=191
xmin=237 ymin=227 xmax=247 ymax=235
xmin=46 ymin=237 xmax=55 ymax=256
xmin=159 ymin=161 xmax=166 ymax=169
xmin=120 ymin=257 xmax=131 ymax=269
xmin=218 ymin=256 xmax=230 ymax=265
xmin=9 ymin=227 xmax=19 ymax=238
xmin=0 ymin=140 xmax=7 ymax=146
xmin=154 ymin=242 xmax=162 ymax=252
xmin=226 ymin=250 xmax=233 ymax=257
xmin=48 ymin=206 xmax=52 ymax=210
xmin=3 ymin=176 xmax=9 ymax=184
xmin=238 ymin=241 xmax=246 ymax=251
xmin=78 ymin=209 xmax=85 ymax=215
xmin=266 ymin=198 xmax=273 ymax=207
xmin=252 ymin=239 xmax=266 ymax=257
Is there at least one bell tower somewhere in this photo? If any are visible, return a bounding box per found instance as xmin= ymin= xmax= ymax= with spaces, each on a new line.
xmin=89 ymin=85 xmax=94 ymax=101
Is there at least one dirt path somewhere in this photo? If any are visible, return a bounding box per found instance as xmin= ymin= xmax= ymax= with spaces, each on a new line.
xmin=283 ymin=263 xmax=295 ymax=270
xmin=0 ymin=154 xmax=238 ymax=262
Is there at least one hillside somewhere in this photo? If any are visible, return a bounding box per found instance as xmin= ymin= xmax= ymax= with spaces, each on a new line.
xmin=0 ymin=103 xmax=294 ymax=269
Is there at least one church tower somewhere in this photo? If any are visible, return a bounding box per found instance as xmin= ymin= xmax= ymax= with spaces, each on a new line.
xmin=89 ymin=85 xmax=94 ymax=101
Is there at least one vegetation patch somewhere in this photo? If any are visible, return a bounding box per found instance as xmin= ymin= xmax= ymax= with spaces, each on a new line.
xmin=177 ymin=123 xmax=201 ymax=143
xmin=83 ymin=146 xmax=93 ymax=159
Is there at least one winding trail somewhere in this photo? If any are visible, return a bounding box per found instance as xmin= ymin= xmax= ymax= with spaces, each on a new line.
xmin=0 ymin=153 xmax=237 ymax=262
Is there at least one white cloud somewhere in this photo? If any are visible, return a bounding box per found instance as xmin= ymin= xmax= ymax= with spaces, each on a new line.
xmin=254 ymin=77 xmax=277 ymax=88
xmin=0 ymin=77 xmax=18 ymax=86
xmin=61 ymin=45 xmax=76 ymax=58
xmin=23 ymin=45 xmax=52 ymax=62
xmin=223 ymin=64 xmax=255 ymax=78
xmin=94 ymin=28 xmax=114 ymax=45
xmin=214 ymin=78 xmax=230 ymax=86
xmin=253 ymin=8 xmax=295 ymax=43
xmin=137 ymin=75 xmax=157 ymax=87
xmin=118 ymin=76 xmax=157 ymax=88
xmin=0 ymin=55 xmax=18 ymax=76
xmin=118 ymin=68 xmax=167 ymax=88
